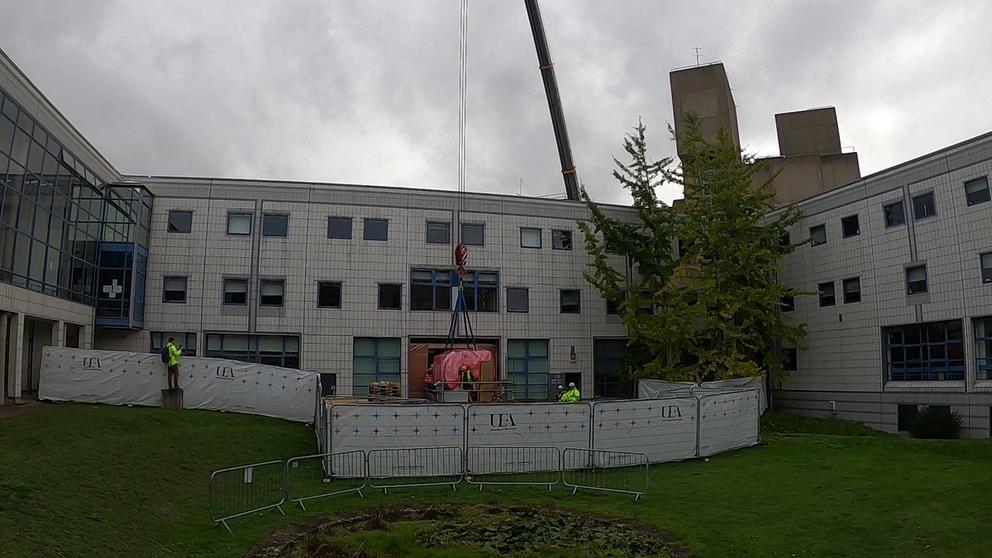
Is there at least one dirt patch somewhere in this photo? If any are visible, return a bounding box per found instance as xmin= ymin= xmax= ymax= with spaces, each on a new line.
xmin=247 ymin=504 xmax=688 ymax=558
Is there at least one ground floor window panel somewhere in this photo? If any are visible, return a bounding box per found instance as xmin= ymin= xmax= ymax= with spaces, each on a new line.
xmin=594 ymin=338 xmax=634 ymax=398
xmin=205 ymin=333 xmax=299 ymax=368
xmin=975 ymin=317 xmax=992 ymax=380
xmin=884 ymin=320 xmax=964 ymax=381
xmin=353 ymin=337 xmax=401 ymax=395
xmin=507 ymin=339 xmax=549 ymax=400
xmin=150 ymin=332 xmax=197 ymax=356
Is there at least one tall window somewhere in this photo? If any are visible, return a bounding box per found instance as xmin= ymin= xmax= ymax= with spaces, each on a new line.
xmin=884 ymin=320 xmax=963 ymax=381
xmin=965 ymin=176 xmax=990 ymax=206
xmin=883 ymin=200 xmax=906 ymax=227
xmin=223 ymin=278 xmax=248 ymax=305
xmin=780 ymin=295 xmax=795 ymax=312
xmin=363 ymin=218 xmax=388 ymax=241
xmin=506 ymin=287 xmax=529 ymax=313
xmin=912 ymin=192 xmax=936 ymax=219
xmin=226 ymin=212 xmax=252 ymax=235
xmin=167 ymin=210 xmax=192 ymax=233
xmin=981 ymin=252 xmax=992 ymax=284
xmin=426 ymin=221 xmax=450 ymax=244
xmin=410 ymin=269 xmax=452 ymax=311
xmin=262 ymin=214 xmax=288 ymax=237
xmin=809 ymin=224 xmax=826 ymax=246
xmin=150 ymin=332 xmax=197 ymax=356
xmin=327 ymin=216 xmax=352 ymax=239
xmin=783 ymin=348 xmax=797 ymax=371
xmin=552 ymin=229 xmax=572 ymax=250
xmin=378 ymin=283 xmax=402 ymax=310
xmin=206 ymin=334 xmax=299 ymax=368
xmin=560 ymin=289 xmax=581 ymax=313
xmin=594 ymin=338 xmax=633 ymax=398
xmin=353 ymin=337 xmax=401 ymax=395
xmin=843 ymin=277 xmax=861 ymax=304
xmin=817 ymin=282 xmax=835 ymax=307
xmin=841 ymin=215 xmax=860 ymax=238
xmin=317 ymin=281 xmax=342 ymax=308
xmin=507 ymin=339 xmax=549 ymax=400
xmin=259 ymin=279 xmax=285 ymax=306
xmin=520 ymin=227 xmax=542 ymax=249
xmin=461 ymin=223 xmax=485 ymax=246
xmin=975 ymin=317 xmax=992 ymax=381
xmin=461 ymin=271 xmax=498 ymax=312
xmin=162 ymin=276 xmax=187 ymax=303
xmin=906 ymin=265 xmax=928 ymax=295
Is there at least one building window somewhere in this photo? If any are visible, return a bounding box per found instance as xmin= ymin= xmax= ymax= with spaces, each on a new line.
xmin=884 ymin=320 xmax=964 ymax=381
xmin=843 ymin=277 xmax=861 ymax=304
xmin=410 ymin=269 xmax=451 ymax=311
xmin=552 ymin=229 xmax=573 ymax=250
xmin=461 ymin=271 xmax=498 ymax=312
xmin=783 ymin=348 xmax=797 ymax=371
xmin=981 ymin=253 xmax=992 ymax=284
xmin=606 ymin=296 xmax=621 ymax=315
xmin=426 ymin=221 xmax=450 ymax=244
xmin=975 ymin=317 xmax=992 ymax=381
xmin=965 ymin=176 xmax=991 ymax=206
xmin=353 ymin=337 xmax=401 ymax=395
xmin=378 ymin=283 xmax=402 ymax=310
xmin=259 ymin=279 xmax=285 ymax=306
xmin=507 ymin=339 xmax=549 ymax=400
xmin=883 ymin=200 xmax=906 ymax=227
xmin=520 ymin=227 xmax=542 ymax=249
xmin=167 ymin=210 xmax=192 ymax=233
xmin=506 ymin=287 xmax=529 ymax=313
xmin=637 ymin=291 xmax=654 ymax=315
xmin=841 ymin=215 xmax=860 ymax=238
xmin=227 ymin=212 xmax=252 ymax=235
xmin=897 ymin=404 xmax=917 ymax=431
xmin=809 ymin=224 xmax=826 ymax=246
xmin=206 ymin=334 xmax=299 ymax=368
xmin=223 ymin=278 xmax=248 ymax=305
xmin=560 ymin=289 xmax=581 ymax=314
xmin=262 ymin=214 xmax=288 ymax=237
xmin=817 ymin=282 xmax=835 ymax=307
xmin=162 ymin=276 xmax=187 ymax=303
xmin=906 ymin=265 xmax=928 ymax=295
xmin=461 ymin=223 xmax=485 ymax=246
xmin=317 ymin=281 xmax=342 ymax=308
xmin=327 ymin=217 xmax=352 ymax=239
xmin=364 ymin=218 xmax=388 ymax=241
xmin=780 ymin=295 xmax=795 ymax=312
xmin=779 ymin=231 xmax=790 ymax=247
xmin=912 ymin=192 xmax=936 ymax=220
xmin=150 ymin=332 xmax=197 ymax=357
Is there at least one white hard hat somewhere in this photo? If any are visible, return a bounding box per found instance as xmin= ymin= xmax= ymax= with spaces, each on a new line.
xmin=568 ymin=382 xmax=576 ymax=388
xmin=557 ymin=385 xmax=564 ymax=389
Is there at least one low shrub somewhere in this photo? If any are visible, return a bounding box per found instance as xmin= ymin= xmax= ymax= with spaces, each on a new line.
xmin=905 ymin=405 xmax=962 ymax=439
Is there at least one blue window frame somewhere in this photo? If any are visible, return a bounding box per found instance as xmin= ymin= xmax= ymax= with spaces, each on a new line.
xmin=410 ymin=269 xmax=451 ymax=311
xmin=150 ymin=332 xmax=197 ymax=356
xmin=460 ymin=271 xmax=498 ymax=312
xmin=507 ymin=339 xmax=549 ymax=400
xmin=353 ymin=337 xmax=401 ymax=395
xmin=884 ymin=320 xmax=964 ymax=381
xmin=975 ymin=317 xmax=992 ymax=381
xmin=205 ymin=334 xmax=299 ymax=368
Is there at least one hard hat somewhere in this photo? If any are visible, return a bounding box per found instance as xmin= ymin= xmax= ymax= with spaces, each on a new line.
xmin=557 ymin=385 xmax=564 ymax=389
xmin=568 ymin=382 xmax=576 ymax=388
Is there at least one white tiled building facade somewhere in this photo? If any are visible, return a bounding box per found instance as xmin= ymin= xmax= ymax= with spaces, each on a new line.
xmin=2 ymin=48 xmax=992 ymax=437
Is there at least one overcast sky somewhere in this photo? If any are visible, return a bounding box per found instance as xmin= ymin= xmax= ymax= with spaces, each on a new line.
xmin=2 ymin=1 xmax=990 ymax=205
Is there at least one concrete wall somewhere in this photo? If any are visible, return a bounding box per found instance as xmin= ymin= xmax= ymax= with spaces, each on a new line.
xmin=670 ymin=62 xmax=740 ymax=155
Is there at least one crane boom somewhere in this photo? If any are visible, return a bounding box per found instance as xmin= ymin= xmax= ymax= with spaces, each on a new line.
xmin=524 ymin=0 xmax=580 ymax=201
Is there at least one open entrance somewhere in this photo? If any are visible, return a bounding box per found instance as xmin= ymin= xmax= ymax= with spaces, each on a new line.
xmin=21 ymin=317 xmax=54 ymax=396
xmin=408 ymin=337 xmax=499 ymax=399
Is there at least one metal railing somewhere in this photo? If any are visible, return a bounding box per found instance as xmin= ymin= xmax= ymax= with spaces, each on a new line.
xmin=285 ymin=450 xmax=366 ymax=510
xmin=366 ymin=446 xmax=464 ymax=494
xmin=466 ymin=446 xmax=561 ymax=491
xmin=561 ymin=448 xmax=649 ymax=501
xmin=426 ymin=380 xmax=519 ymax=402
xmin=209 ymin=460 xmax=286 ymax=532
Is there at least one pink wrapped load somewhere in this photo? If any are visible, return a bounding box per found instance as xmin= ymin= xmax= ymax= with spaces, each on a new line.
xmin=432 ymin=349 xmax=494 ymax=390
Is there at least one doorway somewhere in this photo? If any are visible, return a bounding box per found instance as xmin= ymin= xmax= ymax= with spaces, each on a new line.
xmin=408 ymin=337 xmax=499 ymax=399
xmin=22 ymin=318 xmax=53 ymax=395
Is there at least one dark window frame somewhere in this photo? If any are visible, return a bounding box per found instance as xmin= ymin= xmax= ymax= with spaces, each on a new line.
xmin=964 ymin=176 xmax=991 ymax=206
xmin=167 ymin=210 xmax=192 ymax=234
xmin=258 ymin=278 xmax=285 ymax=307
xmin=885 ymin=320 xmax=964 ymax=381
xmin=363 ymin=218 xmax=389 ymax=241
xmin=975 ymin=317 xmax=992 ymax=381
xmin=327 ymin=216 xmax=353 ymax=239
xmin=352 ymin=337 xmax=401 ymax=394
xmin=783 ymin=348 xmax=798 ymax=371
xmin=552 ymin=229 xmax=573 ymax=251
xmin=520 ymin=227 xmax=542 ymax=249
xmin=425 ymin=221 xmax=451 ymax=244
xmin=205 ymin=333 xmax=300 ymax=369
xmin=841 ymin=214 xmax=860 ymax=238
xmin=460 ymin=222 xmax=485 ymax=246
xmin=222 ymin=277 xmax=249 ymax=306
xmin=162 ymin=275 xmax=188 ymax=304
xmin=560 ymin=289 xmax=581 ymax=314
xmin=150 ymin=332 xmax=197 ymax=357
xmin=226 ymin=212 xmax=253 ymax=236
xmin=906 ymin=265 xmax=928 ymax=295
xmin=911 ymin=192 xmax=937 ymax=220
xmin=506 ymin=287 xmax=529 ymax=313
xmin=982 ymin=252 xmax=992 ymax=284
xmin=780 ymin=295 xmax=795 ymax=312
xmin=460 ymin=270 xmax=499 ymax=312
xmin=883 ymin=200 xmax=906 ymax=228
xmin=261 ymin=213 xmax=289 ymax=237
xmin=507 ymin=339 xmax=550 ymax=400
xmin=410 ymin=268 xmax=452 ymax=311
xmin=378 ymin=283 xmax=402 ymax=310
xmin=809 ymin=224 xmax=827 ymax=246
xmin=317 ymin=281 xmax=342 ymax=309
xmin=843 ymin=277 xmax=862 ymax=304
xmin=818 ymin=281 xmax=836 ymax=307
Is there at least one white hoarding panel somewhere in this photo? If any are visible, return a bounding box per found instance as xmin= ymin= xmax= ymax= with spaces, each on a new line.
xmin=592 ymin=397 xmax=698 ymax=463
xmin=465 ymin=402 xmax=592 ymax=452
xmin=328 ymin=404 xmax=466 ymax=454
xmin=697 ymin=388 xmax=761 ymax=456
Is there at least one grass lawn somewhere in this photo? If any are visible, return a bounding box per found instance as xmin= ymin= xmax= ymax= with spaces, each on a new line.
xmin=1 ymin=404 xmax=991 ymax=557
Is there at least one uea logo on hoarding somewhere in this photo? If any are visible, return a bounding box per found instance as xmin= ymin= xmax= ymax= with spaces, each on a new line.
xmin=81 ymin=356 xmax=101 ymax=369
xmin=489 ymin=413 xmax=516 ymax=430
xmin=215 ymin=366 xmax=235 ymax=380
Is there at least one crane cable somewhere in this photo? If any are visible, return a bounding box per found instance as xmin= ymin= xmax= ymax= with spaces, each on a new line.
xmin=457 ymin=0 xmax=470 ymax=239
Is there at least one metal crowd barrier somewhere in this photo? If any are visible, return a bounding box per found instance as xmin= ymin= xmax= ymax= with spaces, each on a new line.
xmin=285 ymin=450 xmax=367 ymax=510
xmin=466 ymin=446 xmax=561 ymax=491
xmin=208 ymin=460 xmax=286 ymax=532
xmin=561 ymin=448 xmax=649 ymax=501
xmin=366 ymin=446 xmax=464 ymax=494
